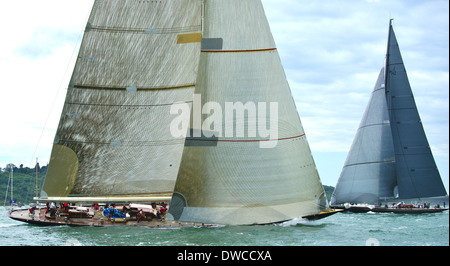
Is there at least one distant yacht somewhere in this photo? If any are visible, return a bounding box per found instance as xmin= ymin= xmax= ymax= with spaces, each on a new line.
xmin=331 ymin=20 xmax=449 ymax=207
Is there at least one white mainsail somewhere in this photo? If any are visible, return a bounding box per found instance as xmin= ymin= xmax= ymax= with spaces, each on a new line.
xmin=37 ymin=0 xmax=330 ymax=224
xmin=37 ymin=0 xmax=203 ymax=202
xmin=169 ymin=0 xmax=329 ymax=225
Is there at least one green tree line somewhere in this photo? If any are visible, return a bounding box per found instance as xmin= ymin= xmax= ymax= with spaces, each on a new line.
xmin=1 ymin=164 xmax=47 ymax=206
xmin=1 ymin=163 xmax=336 ymax=206
xmin=323 ymin=185 xmax=334 ymax=203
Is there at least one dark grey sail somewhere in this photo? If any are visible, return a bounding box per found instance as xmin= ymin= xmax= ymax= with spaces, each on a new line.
xmin=331 ymin=69 xmax=397 ymax=205
xmin=385 ymin=21 xmax=447 ymax=199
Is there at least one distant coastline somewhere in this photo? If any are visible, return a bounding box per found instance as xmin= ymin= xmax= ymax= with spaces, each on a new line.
xmin=1 ymin=163 xmax=336 ymax=206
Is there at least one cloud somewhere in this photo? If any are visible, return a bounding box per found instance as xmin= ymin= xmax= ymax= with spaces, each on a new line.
xmin=0 ymin=0 xmax=93 ymax=167
xmin=15 ymin=28 xmax=80 ymax=59
xmin=262 ymin=0 xmax=449 ymax=188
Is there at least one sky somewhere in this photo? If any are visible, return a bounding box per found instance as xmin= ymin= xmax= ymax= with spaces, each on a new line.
xmin=0 ymin=0 xmax=448 ymax=192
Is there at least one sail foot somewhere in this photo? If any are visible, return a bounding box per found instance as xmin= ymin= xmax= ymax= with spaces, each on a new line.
xmin=169 ymin=199 xmax=326 ymax=225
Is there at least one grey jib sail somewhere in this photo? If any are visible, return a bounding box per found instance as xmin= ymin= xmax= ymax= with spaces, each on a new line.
xmin=331 ymin=68 xmax=397 ymax=204
xmin=331 ymin=21 xmax=447 ymax=205
xmin=38 ymin=0 xmax=203 ymax=202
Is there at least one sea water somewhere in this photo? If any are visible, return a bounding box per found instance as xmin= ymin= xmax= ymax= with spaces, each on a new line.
xmin=0 ymin=207 xmax=448 ymax=246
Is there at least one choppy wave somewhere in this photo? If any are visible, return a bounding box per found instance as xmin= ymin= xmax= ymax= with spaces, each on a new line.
xmin=0 ymin=207 xmax=448 ymax=246
xmin=277 ymin=217 xmax=325 ymax=227
xmin=0 ymin=223 xmax=20 ymax=228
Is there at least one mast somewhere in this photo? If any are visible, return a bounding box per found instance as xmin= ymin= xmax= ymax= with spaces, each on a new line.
xmin=3 ymin=164 xmax=10 ymax=206
xmin=10 ymin=164 xmax=13 ymax=205
xmin=384 ymin=19 xmax=393 ymax=119
xmin=35 ymin=158 xmax=38 ymax=198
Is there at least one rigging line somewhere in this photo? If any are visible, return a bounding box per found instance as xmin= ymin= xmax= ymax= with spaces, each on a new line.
xmin=28 ymin=4 xmax=92 ymax=168
xmin=28 ymin=41 xmax=81 ymax=167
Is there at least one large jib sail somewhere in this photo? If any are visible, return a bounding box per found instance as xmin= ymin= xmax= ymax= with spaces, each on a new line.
xmin=169 ymin=0 xmax=329 ymax=225
xmin=331 ymin=20 xmax=447 ymax=205
xmin=385 ymin=20 xmax=447 ymax=199
xmin=37 ymin=0 xmax=203 ymax=202
xmin=331 ymin=68 xmax=397 ymax=205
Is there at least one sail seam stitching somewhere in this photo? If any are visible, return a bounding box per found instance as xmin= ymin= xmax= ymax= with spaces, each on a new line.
xmin=73 ymin=84 xmax=195 ymax=91
xmin=344 ymin=160 xmax=395 ymax=168
xmin=68 ymin=192 xmax=173 ymax=197
xmin=201 ymin=48 xmax=277 ymax=53
xmin=358 ymin=123 xmax=390 ymax=130
xmin=65 ymin=101 xmax=193 ymax=108
xmin=186 ymin=134 xmax=305 ymax=143
xmin=57 ymin=139 xmax=186 ymax=146
xmin=88 ymin=25 xmax=201 ymax=34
